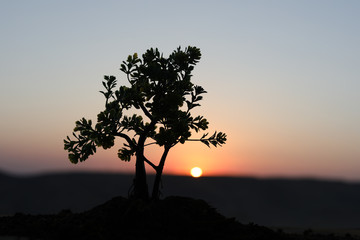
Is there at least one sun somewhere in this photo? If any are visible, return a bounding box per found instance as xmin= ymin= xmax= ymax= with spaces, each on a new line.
xmin=190 ymin=167 xmax=203 ymax=178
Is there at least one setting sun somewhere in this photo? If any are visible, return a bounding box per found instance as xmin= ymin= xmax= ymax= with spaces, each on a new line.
xmin=190 ymin=167 xmax=203 ymax=178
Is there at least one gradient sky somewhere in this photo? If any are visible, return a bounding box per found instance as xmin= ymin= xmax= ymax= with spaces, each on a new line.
xmin=1 ymin=1 xmax=359 ymax=181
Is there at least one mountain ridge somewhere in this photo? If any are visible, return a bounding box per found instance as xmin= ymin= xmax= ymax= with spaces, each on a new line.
xmin=1 ymin=171 xmax=360 ymax=228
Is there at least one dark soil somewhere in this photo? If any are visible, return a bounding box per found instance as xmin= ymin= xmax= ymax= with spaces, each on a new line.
xmin=0 ymin=196 xmax=358 ymax=240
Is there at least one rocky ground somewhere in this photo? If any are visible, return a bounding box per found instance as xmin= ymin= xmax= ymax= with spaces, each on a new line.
xmin=0 ymin=196 xmax=359 ymax=240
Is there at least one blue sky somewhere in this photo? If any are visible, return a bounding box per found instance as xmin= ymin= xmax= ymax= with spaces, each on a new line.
xmin=0 ymin=1 xmax=359 ymax=180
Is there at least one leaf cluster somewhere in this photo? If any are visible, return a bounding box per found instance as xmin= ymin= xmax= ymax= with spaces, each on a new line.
xmin=64 ymin=118 xmax=115 ymax=163
xmin=64 ymin=46 xmax=227 ymax=165
xmin=200 ymin=132 xmax=227 ymax=148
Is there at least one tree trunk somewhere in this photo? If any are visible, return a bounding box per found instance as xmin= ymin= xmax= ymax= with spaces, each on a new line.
xmin=132 ymin=121 xmax=156 ymax=200
xmin=151 ymin=146 xmax=170 ymax=200
xmin=134 ymin=152 xmax=149 ymax=200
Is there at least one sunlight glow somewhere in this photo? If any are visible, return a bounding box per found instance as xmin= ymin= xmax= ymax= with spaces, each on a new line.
xmin=190 ymin=167 xmax=203 ymax=178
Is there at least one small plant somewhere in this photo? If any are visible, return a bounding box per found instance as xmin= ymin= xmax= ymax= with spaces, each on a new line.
xmin=64 ymin=46 xmax=227 ymax=200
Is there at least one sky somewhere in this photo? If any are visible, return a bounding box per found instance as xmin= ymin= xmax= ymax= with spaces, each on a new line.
xmin=0 ymin=0 xmax=359 ymax=181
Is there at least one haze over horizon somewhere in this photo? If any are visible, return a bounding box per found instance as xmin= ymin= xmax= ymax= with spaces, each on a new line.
xmin=1 ymin=1 xmax=359 ymax=181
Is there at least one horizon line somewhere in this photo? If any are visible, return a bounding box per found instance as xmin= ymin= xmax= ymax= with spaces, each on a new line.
xmin=1 ymin=169 xmax=359 ymax=184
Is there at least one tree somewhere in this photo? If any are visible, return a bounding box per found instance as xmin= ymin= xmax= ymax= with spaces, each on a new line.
xmin=64 ymin=46 xmax=227 ymax=200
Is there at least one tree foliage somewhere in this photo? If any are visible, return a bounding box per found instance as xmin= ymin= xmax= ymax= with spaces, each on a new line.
xmin=64 ymin=46 xmax=227 ymax=199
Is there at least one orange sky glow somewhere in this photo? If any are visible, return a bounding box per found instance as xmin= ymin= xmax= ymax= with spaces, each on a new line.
xmin=1 ymin=1 xmax=359 ymax=181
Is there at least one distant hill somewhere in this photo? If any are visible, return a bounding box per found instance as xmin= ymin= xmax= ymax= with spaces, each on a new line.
xmin=1 ymin=171 xmax=360 ymax=229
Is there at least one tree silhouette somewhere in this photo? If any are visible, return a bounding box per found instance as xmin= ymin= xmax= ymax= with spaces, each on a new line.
xmin=64 ymin=46 xmax=227 ymax=200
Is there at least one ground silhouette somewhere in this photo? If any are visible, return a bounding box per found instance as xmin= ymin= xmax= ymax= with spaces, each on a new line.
xmin=3 ymin=172 xmax=360 ymax=229
xmin=0 ymin=196 xmax=358 ymax=240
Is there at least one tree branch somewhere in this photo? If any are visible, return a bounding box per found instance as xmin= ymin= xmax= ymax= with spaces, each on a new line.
xmin=143 ymin=156 xmax=157 ymax=170
xmin=126 ymin=70 xmax=153 ymax=121
xmin=151 ymin=145 xmax=171 ymax=199
xmin=184 ymin=139 xmax=202 ymax=142
xmin=139 ymin=103 xmax=153 ymax=121
xmin=144 ymin=142 xmax=157 ymax=147
xmin=115 ymin=132 xmax=136 ymax=149
xmin=126 ymin=73 xmax=132 ymax=85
